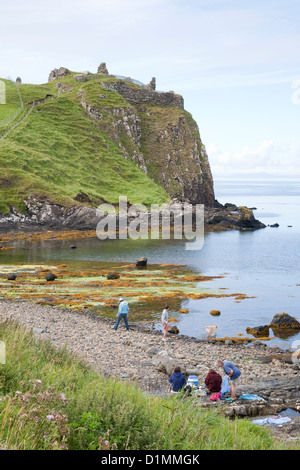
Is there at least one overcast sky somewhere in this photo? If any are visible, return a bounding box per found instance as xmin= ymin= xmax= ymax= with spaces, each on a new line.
xmin=1 ymin=0 xmax=300 ymax=178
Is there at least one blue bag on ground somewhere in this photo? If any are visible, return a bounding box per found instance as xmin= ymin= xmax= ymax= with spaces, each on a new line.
xmin=221 ymin=376 xmax=230 ymax=398
xmin=240 ymin=393 xmax=267 ymax=402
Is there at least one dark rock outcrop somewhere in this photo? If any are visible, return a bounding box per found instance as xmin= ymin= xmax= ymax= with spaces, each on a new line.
xmin=247 ymin=313 xmax=300 ymax=340
xmin=97 ymin=62 xmax=109 ymax=74
xmin=169 ymin=326 xmax=180 ymax=335
xmin=237 ymin=206 xmax=265 ymax=230
xmin=210 ymin=310 xmax=221 ymax=317
xmin=106 ymin=273 xmax=120 ymax=280
xmin=204 ymin=205 xmax=266 ymax=231
xmin=0 ymin=195 xmax=265 ymax=233
xmin=46 ymin=272 xmax=57 ymax=282
xmin=246 ymin=325 xmax=270 ymax=337
xmin=136 ymin=257 xmax=147 ymax=267
xmin=0 ymin=195 xmax=101 ymax=231
xmin=147 ymin=77 xmax=156 ymax=90
xmin=269 ymin=313 xmax=300 ymax=331
xmin=48 ymin=67 xmax=69 ymax=82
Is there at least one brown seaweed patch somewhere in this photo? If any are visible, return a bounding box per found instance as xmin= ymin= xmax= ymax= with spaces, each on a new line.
xmin=181 ymin=275 xmax=224 ymax=282
xmin=138 ymin=295 xmax=159 ymax=302
xmin=144 ymin=281 xmax=172 ymax=287
xmin=232 ymin=293 xmax=256 ymax=300
xmin=215 ymin=337 xmax=253 ymax=344
xmin=0 ymin=229 xmax=98 ymax=244
xmin=183 ymin=293 xmax=217 ymax=300
xmin=215 ymin=336 xmax=273 ymax=344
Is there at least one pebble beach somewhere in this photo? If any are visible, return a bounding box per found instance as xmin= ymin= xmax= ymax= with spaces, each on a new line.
xmin=0 ymin=299 xmax=298 ymax=396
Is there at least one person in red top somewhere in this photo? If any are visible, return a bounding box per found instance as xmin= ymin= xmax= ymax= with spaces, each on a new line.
xmin=204 ymin=369 xmax=222 ymax=393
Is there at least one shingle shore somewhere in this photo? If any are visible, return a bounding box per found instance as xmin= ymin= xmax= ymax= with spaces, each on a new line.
xmin=0 ymin=299 xmax=297 ymax=395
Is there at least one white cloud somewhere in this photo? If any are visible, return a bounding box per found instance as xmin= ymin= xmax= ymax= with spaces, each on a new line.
xmin=208 ymin=140 xmax=300 ymax=177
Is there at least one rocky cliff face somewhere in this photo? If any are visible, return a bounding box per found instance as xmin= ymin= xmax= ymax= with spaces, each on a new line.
xmin=138 ymin=110 xmax=215 ymax=206
xmin=80 ymin=76 xmax=215 ymax=206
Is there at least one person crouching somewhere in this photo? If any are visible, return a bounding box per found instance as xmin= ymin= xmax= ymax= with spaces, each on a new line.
xmin=204 ymin=369 xmax=222 ymax=400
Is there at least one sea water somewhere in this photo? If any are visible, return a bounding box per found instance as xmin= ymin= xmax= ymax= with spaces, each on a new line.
xmin=176 ymin=178 xmax=300 ymax=348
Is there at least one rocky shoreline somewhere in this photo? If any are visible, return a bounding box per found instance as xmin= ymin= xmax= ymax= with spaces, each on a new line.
xmin=0 ymin=196 xmax=265 ymax=232
xmin=0 ymin=299 xmax=299 ymax=430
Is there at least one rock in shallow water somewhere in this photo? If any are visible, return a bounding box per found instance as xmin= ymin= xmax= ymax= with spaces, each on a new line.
xmin=210 ymin=309 xmax=221 ymax=316
xmin=270 ymin=312 xmax=300 ymax=330
xmin=46 ymin=272 xmax=57 ymax=282
xmin=136 ymin=257 xmax=147 ymax=267
xmin=106 ymin=272 xmax=120 ymax=280
xmin=246 ymin=325 xmax=270 ymax=337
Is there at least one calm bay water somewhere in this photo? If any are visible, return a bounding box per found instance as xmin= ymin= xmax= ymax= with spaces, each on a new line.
xmin=1 ymin=178 xmax=300 ymax=349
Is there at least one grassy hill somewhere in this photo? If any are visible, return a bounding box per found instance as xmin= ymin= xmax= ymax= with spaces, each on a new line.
xmin=0 ymin=75 xmax=170 ymax=215
xmin=0 ymin=70 xmax=215 ymax=219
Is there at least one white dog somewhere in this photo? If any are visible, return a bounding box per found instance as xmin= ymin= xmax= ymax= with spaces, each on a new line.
xmin=203 ymin=324 xmax=217 ymax=339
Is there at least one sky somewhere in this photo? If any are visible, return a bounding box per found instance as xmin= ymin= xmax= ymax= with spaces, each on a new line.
xmin=0 ymin=0 xmax=300 ymax=179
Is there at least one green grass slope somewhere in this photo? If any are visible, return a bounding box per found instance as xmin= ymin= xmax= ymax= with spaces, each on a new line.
xmin=0 ymin=80 xmax=22 ymax=121
xmin=0 ymin=75 xmax=169 ymax=215
xmin=1 ymin=321 xmax=292 ymax=450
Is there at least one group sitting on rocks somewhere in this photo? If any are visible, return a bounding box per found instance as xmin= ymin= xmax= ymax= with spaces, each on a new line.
xmin=168 ymin=360 xmax=241 ymax=402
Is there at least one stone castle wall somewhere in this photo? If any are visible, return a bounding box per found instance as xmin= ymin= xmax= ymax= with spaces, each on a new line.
xmin=101 ymin=80 xmax=184 ymax=109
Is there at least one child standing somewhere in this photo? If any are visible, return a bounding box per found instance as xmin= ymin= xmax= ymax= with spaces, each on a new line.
xmin=161 ymin=305 xmax=169 ymax=341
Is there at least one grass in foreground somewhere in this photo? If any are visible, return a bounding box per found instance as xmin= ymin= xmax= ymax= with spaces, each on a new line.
xmin=0 ymin=321 xmax=294 ymax=450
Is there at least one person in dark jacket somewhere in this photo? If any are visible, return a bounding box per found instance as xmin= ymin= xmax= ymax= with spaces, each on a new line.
xmin=204 ymin=369 xmax=222 ymax=393
xmin=168 ymin=366 xmax=187 ymax=393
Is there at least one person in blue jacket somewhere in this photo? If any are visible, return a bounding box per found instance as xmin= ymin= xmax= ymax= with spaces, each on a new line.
xmin=217 ymin=359 xmax=241 ymax=401
xmin=114 ymin=297 xmax=130 ymax=331
xmin=168 ymin=366 xmax=187 ymax=393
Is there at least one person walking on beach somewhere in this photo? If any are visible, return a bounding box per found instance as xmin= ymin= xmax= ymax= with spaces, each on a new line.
xmin=114 ymin=297 xmax=130 ymax=331
xmin=216 ymin=359 xmax=241 ymax=401
xmin=161 ymin=305 xmax=169 ymax=341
